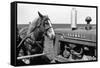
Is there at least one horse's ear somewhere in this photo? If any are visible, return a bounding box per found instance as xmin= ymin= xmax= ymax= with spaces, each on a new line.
xmin=38 ymin=11 xmax=43 ymax=18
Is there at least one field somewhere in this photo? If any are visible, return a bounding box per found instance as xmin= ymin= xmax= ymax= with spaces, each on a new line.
xmin=17 ymin=24 xmax=96 ymax=39
xmin=17 ymin=24 xmax=96 ymax=30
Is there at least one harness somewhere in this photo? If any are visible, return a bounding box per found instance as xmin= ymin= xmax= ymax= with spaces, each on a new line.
xmin=17 ymin=22 xmax=52 ymax=50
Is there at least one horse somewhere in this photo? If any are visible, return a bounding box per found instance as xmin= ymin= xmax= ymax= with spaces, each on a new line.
xmin=17 ymin=11 xmax=55 ymax=65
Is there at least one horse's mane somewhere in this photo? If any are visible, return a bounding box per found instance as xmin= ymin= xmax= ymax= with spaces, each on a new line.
xmin=27 ymin=16 xmax=40 ymax=35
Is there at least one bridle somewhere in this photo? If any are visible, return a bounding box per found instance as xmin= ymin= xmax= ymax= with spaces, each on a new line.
xmin=36 ymin=17 xmax=53 ymax=36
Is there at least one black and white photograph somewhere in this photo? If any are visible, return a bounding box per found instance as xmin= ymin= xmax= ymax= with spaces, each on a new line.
xmin=11 ymin=1 xmax=97 ymax=66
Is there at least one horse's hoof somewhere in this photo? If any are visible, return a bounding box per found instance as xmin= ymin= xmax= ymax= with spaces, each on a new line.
xmin=22 ymin=59 xmax=30 ymax=64
xmin=50 ymin=60 xmax=56 ymax=63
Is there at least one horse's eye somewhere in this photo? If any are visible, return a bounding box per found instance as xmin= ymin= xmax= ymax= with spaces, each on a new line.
xmin=45 ymin=23 xmax=49 ymax=25
xmin=45 ymin=21 xmax=49 ymax=25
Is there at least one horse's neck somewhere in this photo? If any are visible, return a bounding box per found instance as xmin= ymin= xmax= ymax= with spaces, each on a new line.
xmin=27 ymin=23 xmax=36 ymax=35
xmin=29 ymin=27 xmax=44 ymax=42
xmin=27 ymin=17 xmax=39 ymax=35
xmin=34 ymin=28 xmax=44 ymax=41
xmin=27 ymin=17 xmax=44 ymax=41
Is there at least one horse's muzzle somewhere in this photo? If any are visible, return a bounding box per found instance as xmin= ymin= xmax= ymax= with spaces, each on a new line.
xmin=50 ymin=34 xmax=55 ymax=40
xmin=46 ymin=27 xmax=55 ymax=40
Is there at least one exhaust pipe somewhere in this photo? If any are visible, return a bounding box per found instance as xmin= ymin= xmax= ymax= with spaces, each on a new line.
xmin=71 ymin=8 xmax=77 ymax=30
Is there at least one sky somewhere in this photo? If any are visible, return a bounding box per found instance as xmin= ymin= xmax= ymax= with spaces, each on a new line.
xmin=17 ymin=3 xmax=96 ymax=24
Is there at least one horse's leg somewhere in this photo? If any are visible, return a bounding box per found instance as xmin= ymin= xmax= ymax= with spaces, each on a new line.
xmin=18 ymin=48 xmax=30 ymax=64
xmin=22 ymin=43 xmax=31 ymax=64
xmin=22 ymin=50 xmax=31 ymax=64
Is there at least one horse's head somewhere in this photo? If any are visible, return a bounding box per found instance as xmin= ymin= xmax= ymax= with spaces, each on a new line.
xmin=37 ymin=11 xmax=55 ymax=40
